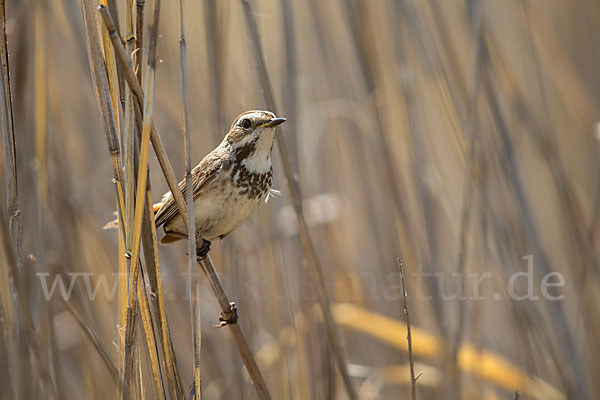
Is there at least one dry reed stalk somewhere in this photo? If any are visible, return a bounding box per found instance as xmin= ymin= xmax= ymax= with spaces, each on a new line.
xmin=132 ymin=334 xmax=141 ymax=397
xmin=117 ymin=225 xmax=127 ymax=369
xmin=589 ymin=166 xmax=600 ymax=243
xmin=0 ymin=0 xmax=20 ymax=271
xmin=141 ymin=191 xmax=185 ymax=399
xmin=119 ymin=0 xmax=162 ymax=396
xmin=99 ymin=0 xmax=120 ymax=137
xmin=240 ymin=1 xmax=357 ymax=399
xmin=97 ymin=4 xmax=127 ymax=381
xmin=34 ymin=0 xmax=47 ymax=257
xmin=0 ymin=165 xmax=32 ymax=400
xmin=136 ymin=269 xmax=166 ymax=397
xmin=41 ymin=307 xmax=59 ymax=398
xmin=120 ymin=0 xmax=136 ymax=379
xmin=397 ymin=261 xmax=417 ymax=400
xmin=179 ymin=0 xmax=202 ymax=397
xmin=106 ymin=0 xmax=125 ymax=109
xmin=0 ymin=232 xmax=13 ymax=394
xmin=0 ymin=0 xmax=19 ymax=396
xmin=32 ymin=3 xmax=48 ymax=399
xmin=135 ymin=0 xmax=144 ymax=82
xmin=196 ymin=248 xmax=273 ymax=400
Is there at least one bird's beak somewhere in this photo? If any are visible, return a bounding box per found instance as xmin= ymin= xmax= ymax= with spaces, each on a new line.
xmin=264 ymin=117 xmax=286 ymax=128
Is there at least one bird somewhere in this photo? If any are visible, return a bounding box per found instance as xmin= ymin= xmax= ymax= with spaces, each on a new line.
xmin=153 ymin=110 xmax=285 ymax=254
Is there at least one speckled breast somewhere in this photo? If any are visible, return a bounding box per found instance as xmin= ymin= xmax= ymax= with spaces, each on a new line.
xmin=230 ymin=163 xmax=273 ymax=200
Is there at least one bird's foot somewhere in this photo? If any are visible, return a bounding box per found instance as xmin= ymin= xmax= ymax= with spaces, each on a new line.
xmin=195 ymin=236 xmax=212 ymax=260
xmin=216 ymin=302 xmax=238 ymax=327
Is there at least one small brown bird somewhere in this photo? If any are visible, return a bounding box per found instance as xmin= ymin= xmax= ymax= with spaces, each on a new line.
xmin=154 ymin=110 xmax=285 ymax=249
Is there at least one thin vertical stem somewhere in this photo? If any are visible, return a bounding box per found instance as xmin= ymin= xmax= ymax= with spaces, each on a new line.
xmin=33 ymin=5 xmax=49 ymax=398
xmin=34 ymin=0 xmax=47 ymax=261
xmin=0 ymin=181 xmax=32 ymax=400
xmin=0 ymin=0 xmax=20 ymax=271
xmin=179 ymin=0 xmax=201 ymax=397
xmin=0 ymin=1 xmax=20 ymax=397
xmin=135 ymin=0 xmax=144 ymax=83
xmin=136 ymin=269 xmax=166 ymax=398
xmin=397 ymin=260 xmax=417 ymax=400
xmin=99 ymin=0 xmax=120 ymax=136
xmin=121 ymin=0 xmax=136 ymax=370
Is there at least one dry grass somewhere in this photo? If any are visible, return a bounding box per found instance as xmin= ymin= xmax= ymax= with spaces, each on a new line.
xmin=0 ymin=0 xmax=598 ymax=399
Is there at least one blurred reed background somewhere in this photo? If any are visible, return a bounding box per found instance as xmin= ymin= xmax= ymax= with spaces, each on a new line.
xmin=0 ymin=0 xmax=598 ymax=399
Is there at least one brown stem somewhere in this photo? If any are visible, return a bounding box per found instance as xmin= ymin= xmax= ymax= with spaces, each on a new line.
xmin=196 ymin=244 xmax=272 ymax=400
xmin=0 ymin=0 xmax=20 ymax=271
xmin=398 ymin=260 xmax=417 ymax=400
xmin=179 ymin=0 xmax=201 ymax=397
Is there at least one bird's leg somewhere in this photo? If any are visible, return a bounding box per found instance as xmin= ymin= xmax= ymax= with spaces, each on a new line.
xmin=216 ymin=302 xmax=238 ymax=327
xmin=195 ymin=232 xmax=212 ymax=260
xmin=192 ymin=233 xmax=236 ymax=327
xmin=199 ymin=239 xmax=211 ymax=258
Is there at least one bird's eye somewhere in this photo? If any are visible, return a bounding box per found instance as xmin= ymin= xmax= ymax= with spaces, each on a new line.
xmin=240 ymin=118 xmax=252 ymax=129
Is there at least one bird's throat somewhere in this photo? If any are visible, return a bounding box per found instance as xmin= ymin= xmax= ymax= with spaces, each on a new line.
xmin=232 ymin=132 xmax=274 ymax=174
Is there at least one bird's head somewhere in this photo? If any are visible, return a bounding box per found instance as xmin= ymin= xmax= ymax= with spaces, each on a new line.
xmin=224 ymin=110 xmax=286 ymax=170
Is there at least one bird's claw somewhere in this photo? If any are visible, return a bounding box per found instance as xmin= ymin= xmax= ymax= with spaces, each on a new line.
xmin=195 ymin=237 xmax=212 ymax=260
xmin=216 ymin=302 xmax=238 ymax=327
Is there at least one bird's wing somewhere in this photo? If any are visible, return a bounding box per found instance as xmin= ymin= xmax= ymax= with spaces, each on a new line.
xmin=155 ymin=151 xmax=224 ymax=228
